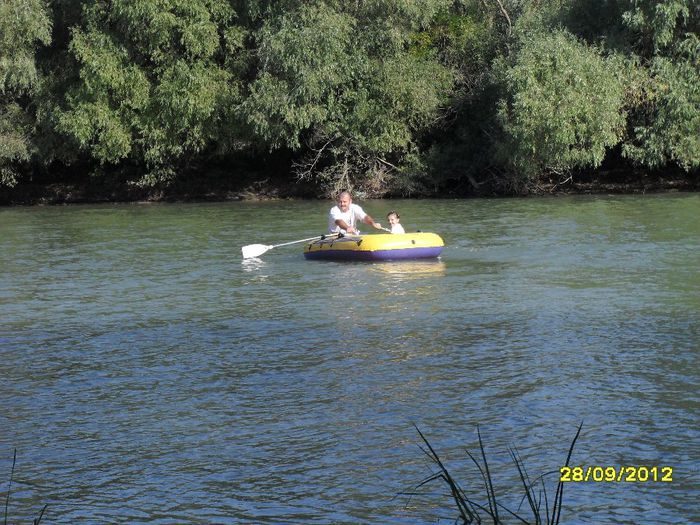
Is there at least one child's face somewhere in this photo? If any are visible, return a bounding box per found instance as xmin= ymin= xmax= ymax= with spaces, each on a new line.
xmin=388 ymin=214 xmax=399 ymax=225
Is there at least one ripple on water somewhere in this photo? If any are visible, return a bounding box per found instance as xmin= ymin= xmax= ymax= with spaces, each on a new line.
xmin=1 ymin=197 xmax=699 ymax=524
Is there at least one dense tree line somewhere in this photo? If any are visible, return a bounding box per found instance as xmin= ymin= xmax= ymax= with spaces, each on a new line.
xmin=1 ymin=0 xmax=698 ymax=197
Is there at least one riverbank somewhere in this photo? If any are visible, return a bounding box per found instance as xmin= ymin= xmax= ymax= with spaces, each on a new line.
xmin=1 ymin=169 xmax=698 ymax=205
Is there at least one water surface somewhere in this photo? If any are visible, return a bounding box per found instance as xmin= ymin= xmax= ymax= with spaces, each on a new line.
xmin=1 ymin=194 xmax=699 ymax=523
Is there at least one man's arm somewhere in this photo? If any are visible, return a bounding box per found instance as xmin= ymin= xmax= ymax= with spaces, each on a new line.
xmin=363 ymin=214 xmax=382 ymax=230
xmin=335 ymin=218 xmax=357 ymax=234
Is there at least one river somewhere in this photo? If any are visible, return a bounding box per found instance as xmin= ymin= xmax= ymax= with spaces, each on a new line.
xmin=1 ymin=194 xmax=698 ymax=524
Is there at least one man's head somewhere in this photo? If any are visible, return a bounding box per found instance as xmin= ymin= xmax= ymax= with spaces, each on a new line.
xmin=337 ymin=191 xmax=352 ymax=212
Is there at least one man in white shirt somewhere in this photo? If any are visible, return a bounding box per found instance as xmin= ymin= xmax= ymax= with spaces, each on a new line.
xmin=328 ymin=191 xmax=383 ymax=235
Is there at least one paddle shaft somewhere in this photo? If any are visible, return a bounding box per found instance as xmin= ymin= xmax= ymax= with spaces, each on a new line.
xmin=242 ymin=232 xmax=344 ymax=258
xmin=271 ymin=233 xmax=340 ymax=248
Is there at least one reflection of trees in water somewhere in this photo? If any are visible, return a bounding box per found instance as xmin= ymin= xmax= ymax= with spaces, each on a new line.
xmin=371 ymin=261 xmax=447 ymax=312
xmin=370 ymin=260 xmax=446 ymax=279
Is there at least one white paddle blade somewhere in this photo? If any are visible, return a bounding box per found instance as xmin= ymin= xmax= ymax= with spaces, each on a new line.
xmin=242 ymin=243 xmax=272 ymax=259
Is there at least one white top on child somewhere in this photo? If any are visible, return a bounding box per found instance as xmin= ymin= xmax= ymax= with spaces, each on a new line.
xmin=386 ymin=211 xmax=405 ymax=234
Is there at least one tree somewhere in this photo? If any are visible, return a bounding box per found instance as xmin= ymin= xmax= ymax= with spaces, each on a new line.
xmin=0 ymin=0 xmax=51 ymax=186
xmin=55 ymin=0 xmax=244 ymax=185
xmin=621 ymin=0 xmax=700 ymax=171
xmin=239 ymin=1 xmax=454 ymax=196
xmin=492 ymin=28 xmax=627 ymax=186
xmin=416 ymin=0 xmax=509 ymax=193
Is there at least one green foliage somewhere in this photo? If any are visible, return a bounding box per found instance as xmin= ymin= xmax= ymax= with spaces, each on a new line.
xmin=0 ymin=0 xmax=51 ymax=94
xmin=0 ymin=103 xmax=32 ymax=186
xmin=240 ymin=2 xmax=453 ymax=196
xmin=619 ymin=0 xmax=700 ymax=172
xmin=1 ymin=0 xmax=698 ymax=195
xmin=622 ymin=0 xmax=697 ymax=53
xmin=411 ymin=4 xmax=497 ymax=81
xmin=0 ymin=0 xmax=51 ymax=187
xmin=493 ymin=29 xmax=626 ymax=181
xmin=623 ymin=54 xmax=700 ymax=170
xmin=416 ymin=2 xmax=509 ymax=192
xmin=241 ymin=4 xmax=355 ymax=150
xmin=344 ymin=0 xmax=452 ymax=55
xmin=56 ymin=0 xmax=242 ymax=184
xmin=553 ymin=0 xmax=628 ymax=48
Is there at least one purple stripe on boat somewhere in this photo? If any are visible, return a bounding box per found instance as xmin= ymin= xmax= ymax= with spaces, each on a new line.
xmin=304 ymin=246 xmax=443 ymax=261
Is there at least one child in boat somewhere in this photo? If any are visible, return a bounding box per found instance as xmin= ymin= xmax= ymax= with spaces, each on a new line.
xmin=386 ymin=211 xmax=405 ymax=234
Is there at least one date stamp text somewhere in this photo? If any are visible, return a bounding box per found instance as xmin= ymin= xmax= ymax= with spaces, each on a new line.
xmin=560 ymin=466 xmax=673 ymax=483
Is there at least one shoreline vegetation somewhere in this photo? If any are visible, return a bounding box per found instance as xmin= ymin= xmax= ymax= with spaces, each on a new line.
xmin=2 ymin=1 xmax=698 ymax=206
xmin=1 ymin=168 xmax=698 ymax=206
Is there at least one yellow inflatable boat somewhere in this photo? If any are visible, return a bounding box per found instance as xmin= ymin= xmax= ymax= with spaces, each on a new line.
xmin=304 ymin=232 xmax=444 ymax=261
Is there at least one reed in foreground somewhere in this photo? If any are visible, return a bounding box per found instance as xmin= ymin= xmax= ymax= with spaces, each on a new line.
xmin=413 ymin=423 xmax=583 ymax=524
xmin=3 ymin=450 xmax=47 ymax=525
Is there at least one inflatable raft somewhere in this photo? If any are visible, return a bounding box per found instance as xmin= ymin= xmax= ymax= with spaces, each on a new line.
xmin=304 ymin=232 xmax=444 ymax=261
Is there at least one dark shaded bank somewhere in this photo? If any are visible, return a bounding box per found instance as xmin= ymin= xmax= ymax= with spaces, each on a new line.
xmin=0 ymin=169 xmax=314 ymax=205
xmin=1 ymin=169 xmax=698 ymax=205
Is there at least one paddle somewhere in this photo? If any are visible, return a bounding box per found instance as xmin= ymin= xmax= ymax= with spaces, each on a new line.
xmin=241 ymin=233 xmax=341 ymax=259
